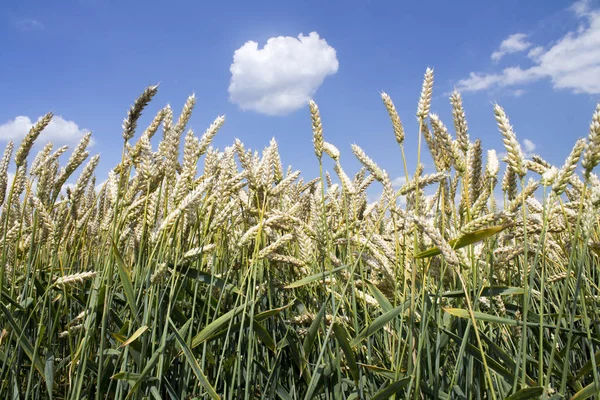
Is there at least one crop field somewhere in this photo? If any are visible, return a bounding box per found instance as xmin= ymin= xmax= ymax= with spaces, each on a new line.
xmin=0 ymin=69 xmax=599 ymax=399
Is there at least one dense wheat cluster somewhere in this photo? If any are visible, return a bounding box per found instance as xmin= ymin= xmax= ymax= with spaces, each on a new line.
xmin=1 ymin=69 xmax=600 ymax=399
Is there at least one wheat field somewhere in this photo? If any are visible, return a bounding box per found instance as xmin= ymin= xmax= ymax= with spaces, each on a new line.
xmin=0 ymin=69 xmax=599 ymax=399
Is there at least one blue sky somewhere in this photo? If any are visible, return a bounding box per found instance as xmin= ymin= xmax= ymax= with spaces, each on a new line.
xmin=1 ymin=0 xmax=599 ymax=194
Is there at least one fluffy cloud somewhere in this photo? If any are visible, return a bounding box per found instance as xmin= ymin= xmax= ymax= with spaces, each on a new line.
xmin=456 ymin=1 xmax=600 ymax=95
xmin=228 ymin=32 xmax=339 ymax=116
xmin=491 ymin=33 xmax=532 ymax=61
xmin=0 ymin=115 xmax=92 ymax=147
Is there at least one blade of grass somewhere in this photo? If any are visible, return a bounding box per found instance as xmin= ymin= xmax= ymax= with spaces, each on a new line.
xmin=0 ymin=303 xmax=45 ymax=377
xmin=350 ymin=303 xmax=405 ymax=347
xmin=169 ymin=319 xmax=220 ymax=400
xmin=111 ymin=239 xmax=139 ymax=320
xmin=332 ymin=322 xmax=359 ymax=384
xmin=415 ymin=225 xmax=508 ymax=259
xmin=371 ymin=377 xmax=411 ymax=400
xmin=284 ymin=265 xmax=348 ymax=289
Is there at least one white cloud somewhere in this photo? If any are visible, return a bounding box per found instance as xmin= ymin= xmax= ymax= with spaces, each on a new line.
xmin=456 ymin=67 xmax=543 ymax=92
xmin=523 ymin=138 xmax=536 ymax=153
xmin=392 ymin=176 xmax=407 ymax=187
xmin=527 ymin=46 xmax=545 ymax=59
xmin=16 ymin=19 xmax=43 ymax=31
xmin=0 ymin=115 xmax=93 ymax=147
xmin=491 ymin=33 xmax=532 ymax=61
xmin=456 ymin=1 xmax=600 ymax=95
xmin=228 ymin=32 xmax=339 ymax=116
xmin=571 ymin=0 xmax=593 ymax=16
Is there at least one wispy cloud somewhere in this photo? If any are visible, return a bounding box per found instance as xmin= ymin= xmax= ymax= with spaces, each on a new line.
xmin=456 ymin=0 xmax=600 ymax=95
xmin=15 ymin=18 xmax=43 ymax=31
xmin=228 ymin=32 xmax=339 ymax=116
xmin=512 ymin=89 xmax=526 ymax=97
xmin=391 ymin=176 xmax=407 ymax=188
xmin=523 ymin=138 xmax=536 ymax=155
xmin=491 ymin=33 xmax=532 ymax=61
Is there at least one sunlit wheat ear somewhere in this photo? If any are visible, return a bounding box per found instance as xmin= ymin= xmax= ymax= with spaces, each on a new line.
xmin=398 ymin=171 xmax=447 ymax=196
xmin=422 ymin=123 xmax=445 ymax=172
xmin=238 ymin=214 xmax=286 ymax=248
xmin=161 ymin=104 xmax=173 ymax=139
xmin=323 ymin=142 xmax=340 ymax=162
xmin=137 ymin=136 xmax=157 ymax=184
xmin=450 ymin=90 xmax=470 ymax=153
xmin=548 ymin=271 xmax=573 ymax=284
xmin=381 ymin=92 xmax=405 ymax=145
xmin=58 ymin=324 xmax=83 ymax=339
xmin=553 ymin=138 xmax=585 ymax=195
xmin=541 ymin=166 xmax=559 ymax=187
xmin=502 ymin=165 xmax=517 ymax=201
xmin=410 ymin=214 xmax=459 ymax=268
xmin=461 ymin=211 xmax=512 ymax=235
xmin=53 ymin=271 xmax=97 ymax=287
xmin=308 ymin=100 xmax=324 ymax=160
xmin=469 ymin=183 xmax=491 ymax=217
xmin=55 ymin=132 xmax=92 ymax=194
xmin=0 ymin=141 xmax=14 ymax=206
xmin=198 ymin=115 xmax=225 ymax=156
xmin=12 ymin=162 xmax=28 ymax=200
xmin=267 ymin=138 xmax=284 ymax=182
xmin=142 ymin=106 xmax=167 ymax=141
xmin=153 ymin=176 xmax=213 ymax=240
xmin=174 ymin=94 xmax=196 ymax=136
xmin=351 ymin=144 xmax=384 ymax=181
xmin=70 ymin=155 xmax=100 ymax=218
xmin=30 ymin=143 xmax=53 ymax=177
xmin=467 ymin=139 xmax=483 ymax=202
xmin=508 ymin=179 xmax=540 ymax=213
xmin=183 ymin=244 xmax=217 ymax=263
xmin=333 ymin=162 xmax=356 ymax=195
xmin=30 ymin=196 xmax=54 ymax=237
xmin=15 ymin=112 xmax=53 ymax=168
xmin=150 ymin=263 xmax=169 ymax=285
xmin=36 ymin=161 xmax=57 ymax=206
xmin=264 ymin=140 xmax=280 ymax=185
xmin=122 ymin=84 xmax=159 ymax=141
xmin=353 ymin=167 xmax=366 ymax=184
xmin=591 ymin=178 xmax=600 ymax=207
xmin=452 ymin=140 xmax=466 ymax=174
xmin=257 ymin=233 xmax=294 ymax=260
xmin=271 ymin=170 xmax=301 ymax=196
xmin=494 ymin=245 xmax=525 ymax=265
xmin=356 ymin=174 xmax=375 ymax=196
xmin=485 ymin=149 xmax=499 ymax=180
xmin=417 ymin=68 xmax=434 ymax=121
xmin=494 ymin=104 xmax=526 ymax=177
xmin=158 ymin=129 xmax=180 ymax=186
xmin=429 ymin=114 xmax=454 ymax=171
xmin=582 ymin=104 xmax=600 ymax=176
